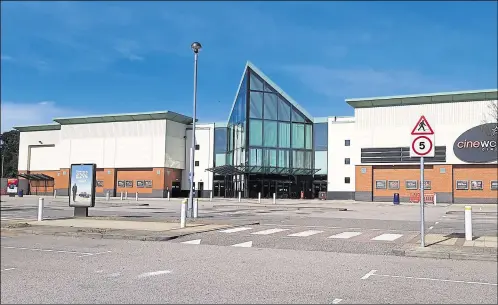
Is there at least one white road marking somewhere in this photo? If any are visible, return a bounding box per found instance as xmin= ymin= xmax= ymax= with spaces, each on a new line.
xmin=251 ymin=228 xmax=289 ymax=235
xmin=109 ymin=272 xmax=121 ymax=277
xmin=429 ymin=226 xmax=434 ymax=230
xmin=287 ymin=230 xmax=324 ymax=237
xmin=219 ymin=227 xmax=253 ymax=233
xmin=95 ymin=270 xmax=104 ymax=273
xmin=435 ymin=222 xmax=439 ymax=224
xmin=329 ymin=232 xmax=362 ymax=239
xmin=371 ymin=234 xmax=403 ymax=241
xmin=182 ymin=239 xmax=201 ymax=245
xmin=1 ymin=246 xmax=110 ymax=257
xmin=369 ymin=272 xmax=497 ymax=286
xmin=361 ymin=270 xmax=378 ymax=280
xmin=231 ymin=241 xmax=253 ymax=248
xmin=1 ymin=268 xmax=16 ymax=272
xmin=331 ymin=298 xmax=343 ymax=304
xmin=138 ymin=270 xmax=172 ymax=278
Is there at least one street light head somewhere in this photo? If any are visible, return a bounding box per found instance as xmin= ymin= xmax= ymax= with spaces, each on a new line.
xmin=191 ymin=42 xmax=202 ymax=53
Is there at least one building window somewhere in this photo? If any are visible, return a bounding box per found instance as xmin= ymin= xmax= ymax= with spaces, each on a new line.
xmin=195 ymin=144 xmax=200 ymax=150
xmin=345 ymin=158 xmax=350 ymax=165
xmin=345 ymin=140 xmax=350 ymax=146
xmin=195 ymin=161 xmax=199 ymax=166
xmin=344 ymin=177 xmax=350 ymax=184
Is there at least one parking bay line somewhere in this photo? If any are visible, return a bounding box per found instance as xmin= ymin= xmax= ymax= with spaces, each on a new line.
xmin=2 ymin=246 xmax=112 ymax=257
xmin=361 ymin=269 xmax=497 ymax=286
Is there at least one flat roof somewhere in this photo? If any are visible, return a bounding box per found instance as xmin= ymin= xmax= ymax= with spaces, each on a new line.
xmin=346 ymin=89 xmax=498 ymax=108
xmin=53 ymin=111 xmax=193 ymax=125
xmin=13 ymin=124 xmax=61 ymax=132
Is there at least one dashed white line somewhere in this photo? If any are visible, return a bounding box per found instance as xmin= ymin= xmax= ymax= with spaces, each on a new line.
xmin=287 ymin=230 xmax=324 ymax=237
xmin=231 ymin=241 xmax=253 ymax=248
xmin=2 ymin=246 xmax=111 ymax=257
xmin=251 ymin=228 xmax=289 ymax=235
xmin=371 ymin=234 xmax=403 ymax=241
xmin=1 ymin=268 xmax=16 ymax=272
xmin=429 ymin=226 xmax=434 ymax=230
xmin=368 ymin=272 xmax=497 ymax=286
xmin=219 ymin=227 xmax=253 ymax=233
xmin=182 ymin=239 xmax=201 ymax=245
xmin=329 ymin=232 xmax=362 ymax=239
xmin=361 ymin=269 xmax=377 ymax=280
xmin=137 ymin=270 xmax=172 ymax=278
xmin=331 ymin=298 xmax=343 ymax=304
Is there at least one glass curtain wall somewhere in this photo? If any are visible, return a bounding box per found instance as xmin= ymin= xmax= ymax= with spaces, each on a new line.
xmin=313 ymin=122 xmax=328 ymax=198
xmin=226 ymin=72 xmax=248 ymax=197
xmin=247 ymin=69 xmax=314 ymax=198
xmin=213 ymin=127 xmax=228 ymax=197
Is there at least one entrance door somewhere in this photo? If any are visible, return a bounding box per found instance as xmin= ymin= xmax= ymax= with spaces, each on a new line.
xmin=171 ymin=181 xmax=181 ymax=198
xmin=198 ymin=182 xmax=204 ymax=198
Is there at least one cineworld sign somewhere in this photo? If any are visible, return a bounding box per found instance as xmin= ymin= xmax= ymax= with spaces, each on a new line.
xmin=453 ymin=123 xmax=498 ymax=163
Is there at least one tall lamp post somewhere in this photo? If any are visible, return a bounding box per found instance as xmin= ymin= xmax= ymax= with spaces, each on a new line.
xmin=188 ymin=41 xmax=202 ymax=218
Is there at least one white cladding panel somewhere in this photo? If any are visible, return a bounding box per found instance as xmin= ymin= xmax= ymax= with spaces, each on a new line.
xmin=327 ymin=119 xmax=355 ymax=192
xmin=18 ymin=130 xmax=61 ymax=171
xmin=182 ymin=124 xmax=215 ymax=191
xmin=165 ymin=120 xmax=187 ymax=169
xmin=58 ymin=120 xmax=183 ymax=168
xmin=355 ymin=100 xmax=497 ymax=164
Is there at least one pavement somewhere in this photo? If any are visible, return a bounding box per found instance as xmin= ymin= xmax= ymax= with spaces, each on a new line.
xmin=1 ymin=196 xmax=496 ymax=261
xmin=1 ymin=234 xmax=497 ymax=304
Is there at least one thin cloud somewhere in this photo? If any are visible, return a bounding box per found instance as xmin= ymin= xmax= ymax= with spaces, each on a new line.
xmin=1 ymin=54 xmax=14 ymax=61
xmin=282 ymin=65 xmax=472 ymax=99
xmin=0 ymin=101 xmax=85 ymax=132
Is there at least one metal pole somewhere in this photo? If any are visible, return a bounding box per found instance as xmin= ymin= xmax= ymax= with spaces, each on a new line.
xmin=420 ymin=157 xmax=425 ymax=247
xmin=465 ymin=206 xmax=473 ymax=241
xmin=1 ymin=154 xmax=4 ymax=178
xmin=188 ymin=51 xmax=199 ymax=218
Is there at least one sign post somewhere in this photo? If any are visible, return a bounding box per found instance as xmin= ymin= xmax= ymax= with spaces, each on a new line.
xmin=410 ymin=115 xmax=435 ymax=248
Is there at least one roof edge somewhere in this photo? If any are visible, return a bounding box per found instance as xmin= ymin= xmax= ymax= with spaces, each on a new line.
xmin=13 ymin=124 xmax=61 ymax=132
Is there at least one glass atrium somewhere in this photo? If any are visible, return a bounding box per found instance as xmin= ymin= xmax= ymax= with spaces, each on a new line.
xmin=208 ymin=63 xmax=321 ymax=199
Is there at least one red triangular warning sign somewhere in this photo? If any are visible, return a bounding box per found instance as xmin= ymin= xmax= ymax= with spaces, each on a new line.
xmin=411 ymin=115 xmax=434 ymax=135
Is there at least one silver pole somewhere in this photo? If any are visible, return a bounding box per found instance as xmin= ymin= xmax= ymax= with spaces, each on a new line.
xmin=1 ymin=154 xmax=4 ymax=178
xmin=188 ymin=51 xmax=199 ymax=218
xmin=420 ymin=156 xmax=425 ymax=247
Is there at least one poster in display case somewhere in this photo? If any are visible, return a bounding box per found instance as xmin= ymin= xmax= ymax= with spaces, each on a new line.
xmin=405 ymin=180 xmax=418 ymax=190
xmin=470 ymin=180 xmax=483 ymax=190
xmin=388 ymin=180 xmax=400 ymax=190
xmin=375 ymin=180 xmax=387 ymax=189
xmin=456 ymin=180 xmax=468 ymax=190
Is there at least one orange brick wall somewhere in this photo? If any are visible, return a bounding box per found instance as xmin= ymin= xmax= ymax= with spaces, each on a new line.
xmin=95 ymin=168 xmax=115 ymax=194
xmin=355 ymin=165 xmax=372 ymax=192
xmin=372 ymin=165 xmax=452 ymax=198
xmin=453 ymin=164 xmax=498 ymax=199
xmin=116 ymin=168 xmax=156 ymax=194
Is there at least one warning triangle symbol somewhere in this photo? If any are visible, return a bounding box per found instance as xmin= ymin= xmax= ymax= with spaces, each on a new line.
xmin=411 ymin=115 xmax=434 ymax=135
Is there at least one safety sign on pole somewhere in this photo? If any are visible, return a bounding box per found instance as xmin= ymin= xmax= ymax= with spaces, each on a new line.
xmin=410 ymin=115 xmax=435 ymax=248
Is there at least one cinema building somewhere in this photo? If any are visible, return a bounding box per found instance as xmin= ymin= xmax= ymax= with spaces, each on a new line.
xmin=14 ymin=61 xmax=498 ymax=203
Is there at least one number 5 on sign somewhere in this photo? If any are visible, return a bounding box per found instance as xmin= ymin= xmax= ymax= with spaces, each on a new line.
xmin=410 ymin=135 xmax=435 ymax=157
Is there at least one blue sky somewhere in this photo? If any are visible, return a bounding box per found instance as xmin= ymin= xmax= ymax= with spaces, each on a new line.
xmin=1 ymin=1 xmax=497 ymax=131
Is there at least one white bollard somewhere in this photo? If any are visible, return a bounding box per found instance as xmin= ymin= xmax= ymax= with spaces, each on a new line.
xmin=238 ymin=191 xmax=241 ymax=202
xmin=210 ymin=191 xmax=213 ymax=202
xmin=273 ymin=193 xmax=276 ymax=204
xmin=433 ymin=193 xmax=437 ymax=206
xmin=106 ymin=191 xmax=110 ymax=201
xmin=125 ymin=191 xmax=128 ymax=200
xmin=258 ymin=192 xmax=261 ymax=203
xmin=53 ymin=190 xmax=57 ymax=198
xmin=465 ymin=205 xmax=473 ymax=241
xmin=193 ymin=198 xmax=198 ymax=218
xmin=135 ymin=192 xmax=138 ymax=201
xmin=180 ymin=199 xmax=187 ymax=228
xmin=120 ymin=192 xmax=123 ymax=200
xmin=167 ymin=191 xmax=170 ymax=201
xmin=38 ymin=197 xmax=44 ymax=221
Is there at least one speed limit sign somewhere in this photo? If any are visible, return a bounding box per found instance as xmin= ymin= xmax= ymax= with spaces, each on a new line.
xmin=410 ymin=135 xmax=435 ymax=157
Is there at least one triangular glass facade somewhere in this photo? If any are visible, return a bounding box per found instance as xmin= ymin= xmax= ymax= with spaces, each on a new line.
xmin=226 ymin=65 xmax=314 ymax=172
